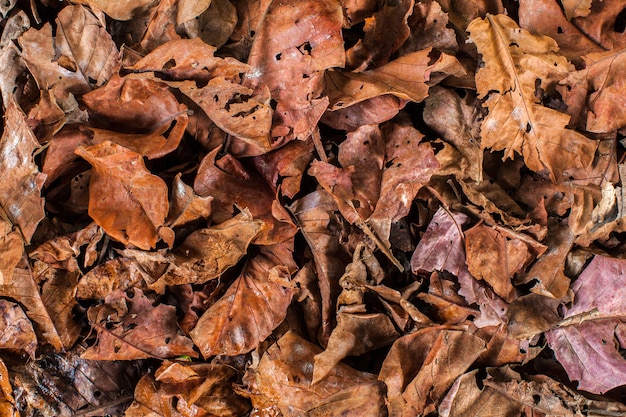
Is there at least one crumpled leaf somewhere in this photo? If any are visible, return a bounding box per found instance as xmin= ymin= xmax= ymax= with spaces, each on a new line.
xmin=181 ymin=0 xmax=238 ymax=48
xmin=80 ymin=74 xmax=188 ymax=158
xmin=0 ymin=267 xmax=63 ymax=351
xmin=177 ymin=78 xmax=273 ymax=156
xmin=313 ymin=312 xmax=399 ymax=384
xmin=245 ymin=0 xmax=344 ymax=147
xmin=0 ymin=101 xmax=46 ymax=243
xmin=166 ymin=173 xmax=213 ymax=227
xmin=545 ymin=255 xmax=626 ymax=394
xmin=125 ymin=361 xmax=250 ymax=416
xmin=561 ymin=0 xmax=592 ymax=20
xmin=560 ymin=50 xmax=626 ymax=133
xmin=75 ymin=141 xmax=172 ymax=250
xmin=76 ymin=257 xmax=152 ymax=300
xmin=194 ymin=148 xmax=297 ymax=245
xmin=72 ymin=0 xmax=157 ymax=21
xmin=0 ymin=299 xmax=37 ymax=358
xmin=423 ymin=86 xmax=483 ymax=182
xmin=289 ymin=190 xmax=353 ymax=344
xmin=468 ymin=14 xmax=597 ymax=182
xmin=465 ymin=223 xmax=546 ymax=302
xmin=190 ymin=251 xmax=293 ymax=357
xmin=572 ymin=0 xmax=626 ymax=51
xmin=517 ymin=219 xmax=573 ymax=299
xmin=83 ymin=288 xmax=197 ymax=360
xmin=310 ymin=123 xmax=437 ymax=264
xmin=0 ymin=222 xmax=24 ymax=286
xmin=400 ymin=0 xmax=458 ymax=55
xmin=379 ymin=326 xmax=486 ymax=416
xmin=440 ymin=366 xmax=626 ymax=417
xmin=19 ymin=5 xmax=120 ymax=99
xmin=243 ymin=331 xmax=387 ymax=417
xmin=518 ymin=0 xmax=602 ymax=64
xmin=150 ymin=208 xmax=262 ymax=293
xmin=35 ymin=265 xmax=81 ymax=349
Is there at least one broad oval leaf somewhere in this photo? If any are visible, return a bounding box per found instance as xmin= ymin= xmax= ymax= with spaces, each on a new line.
xmin=75 ymin=141 xmax=171 ymax=250
xmin=190 ymin=251 xmax=293 ymax=357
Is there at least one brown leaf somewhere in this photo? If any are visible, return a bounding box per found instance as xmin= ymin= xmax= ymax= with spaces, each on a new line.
xmin=465 ymin=224 xmax=544 ymax=302
xmin=125 ymin=362 xmax=250 ymax=416
xmin=19 ymin=5 xmax=120 ymax=99
xmin=379 ymin=326 xmax=486 ymax=416
xmin=468 ymin=14 xmax=597 ymax=182
xmin=243 ymin=331 xmax=386 ymax=417
xmin=81 ymin=74 xmax=188 ymax=158
xmin=0 ymin=43 xmax=27 ymax=110
xmin=321 ymin=94 xmax=406 ymax=131
xmin=76 ymin=257 xmax=151 ymax=300
xmin=83 ymin=288 xmax=197 ymax=360
xmin=517 ymin=219 xmax=573 ymax=299
xmin=345 ymin=0 xmax=412 ymax=70
xmin=289 ymin=190 xmax=353 ymax=343
xmin=561 ymin=50 xmax=626 ymax=133
xmin=245 ymin=0 xmax=344 ymax=147
xmin=519 ymin=0 xmax=603 ymax=64
xmin=73 ymin=0 xmax=156 ymax=21
xmin=0 ymin=267 xmax=63 ymax=350
xmin=126 ymin=37 xmax=248 ymax=84
xmin=252 ymin=139 xmax=315 ymax=198
xmin=177 ymin=0 xmax=212 ymax=24
xmin=194 ymin=148 xmax=297 ymax=245
xmin=572 ymin=0 xmax=626 ymax=51
xmin=150 ymin=208 xmax=262 ymax=293
xmin=75 ymin=141 xmax=172 ymax=250
xmin=181 ymin=0 xmax=238 ymax=48
xmin=0 ymin=224 xmax=24 ymax=286
xmin=190 ymin=251 xmax=293 ymax=357
xmin=0 ymin=101 xmax=46 ymax=243
xmin=167 ymin=173 xmax=213 ymax=228
xmin=401 ymin=1 xmax=458 ymax=54
xmin=35 ymin=265 xmax=81 ymax=349
xmin=178 ymin=78 xmax=273 ymax=156
xmin=0 ymin=299 xmax=37 ymax=358
xmin=423 ymin=86 xmax=483 ymax=182
xmin=313 ymin=312 xmax=399 ymax=384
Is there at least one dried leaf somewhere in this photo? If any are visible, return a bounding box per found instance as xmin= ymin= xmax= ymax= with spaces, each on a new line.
xmin=150 ymin=209 xmax=262 ymax=293
xmin=245 ymin=0 xmax=344 ymax=147
xmin=243 ymin=331 xmax=386 ymax=417
xmin=83 ymin=288 xmax=197 ymax=360
xmin=76 ymin=257 xmax=151 ymax=300
xmin=73 ymin=0 xmax=157 ymax=21
xmin=546 ymin=255 xmax=626 ymax=394
xmin=167 ymin=173 xmax=213 ymax=228
xmin=379 ymin=326 xmax=486 ymax=416
xmin=75 ymin=141 xmax=171 ymax=250
xmin=190 ymin=251 xmax=293 ymax=357
xmin=0 ymin=101 xmax=46 ymax=243
xmin=0 ymin=299 xmax=37 ymax=358
xmin=19 ymin=5 xmax=120 ymax=98
xmin=194 ymin=148 xmax=297 ymax=245
xmin=313 ymin=313 xmax=398 ymax=384
xmin=468 ymin=14 xmax=597 ymax=182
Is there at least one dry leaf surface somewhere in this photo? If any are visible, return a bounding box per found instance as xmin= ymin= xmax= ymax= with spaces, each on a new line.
xmin=2 ymin=0 xmax=626 ymax=415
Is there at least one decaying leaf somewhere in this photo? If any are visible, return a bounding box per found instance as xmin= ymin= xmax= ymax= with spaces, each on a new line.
xmin=0 ymin=299 xmax=37 ymax=358
xmin=245 ymin=0 xmax=344 ymax=147
xmin=546 ymin=255 xmax=626 ymax=394
xmin=83 ymin=288 xmax=197 ymax=360
xmin=243 ymin=331 xmax=387 ymax=417
xmin=19 ymin=5 xmax=120 ymax=99
xmin=468 ymin=14 xmax=597 ymax=182
xmin=0 ymin=101 xmax=46 ymax=243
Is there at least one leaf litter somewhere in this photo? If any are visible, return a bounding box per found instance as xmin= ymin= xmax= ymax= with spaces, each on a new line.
xmin=2 ymin=0 xmax=626 ymax=415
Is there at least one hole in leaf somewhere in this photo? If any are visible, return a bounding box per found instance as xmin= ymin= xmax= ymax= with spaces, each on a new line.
xmin=275 ymin=52 xmax=282 ymax=61
xmin=557 ymin=26 xmax=563 ymax=34
xmin=298 ymin=41 xmax=312 ymax=55
xmin=163 ymin=58 xmax=176 ymax=69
